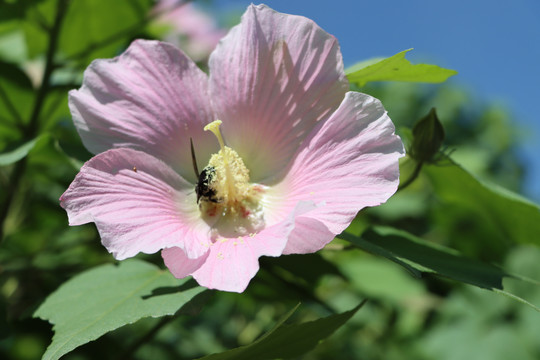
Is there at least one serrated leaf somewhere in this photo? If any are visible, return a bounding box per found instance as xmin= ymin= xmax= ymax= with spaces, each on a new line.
xmin=425 ymin=157 xmax=540 ymax=246
xmin=198 ymin=303 xmax=364 ymax=360
xmin=346 ymin=49 xmax=457 ymax=87
xmin=340 ymin=227 xmax=540 ymax=311
xmin=34 ymin=259 xmax=206 ymax=360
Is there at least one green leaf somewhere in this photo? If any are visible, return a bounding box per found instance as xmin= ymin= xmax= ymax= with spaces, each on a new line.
xmin=59 ymin=0 xmax=153 ymax=64
xmin=0 ymin=134 xmax=49 ymax=166
xmin=22 ymin=0 xmax=153 ymax=62
xmin=0 ymin=60 xmax=34 ymax=128
xmin=424 ymin=157 xmax=540 ymax=246
xmin=0 ymin=28 xmax=27 ymax=63
xmin=334 ymin=250 xmax=427 ymax=304
xmin=341 ymin=226 xmax=509 ymax=289
xmin=346 ymin=49 xmax=457 ymax=87
xmin=34 ymin=259 xmax=207 ymax=360
xmin=340 ymin=227 xmax=540 ymax=311
xmin=21 ymin=0 xmax=55 ymax=58
xmin=198 ymin=302 xmax=364 ymax=360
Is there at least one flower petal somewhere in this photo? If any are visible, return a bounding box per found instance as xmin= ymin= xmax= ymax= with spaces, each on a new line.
xmin=60 ymin=148 xmax=211 ymax=260
xmin=159 ymin=250 xmax=210 ymax=279
xmin=69 ymin=39 xmax=217 ymax=182
xmin=269 ymin=91 xmax=405 ymax=254
xmin=209 ymin=4 xmax=348 ymax=181
xmin=162 ymin=201 xmax=316 ymax=292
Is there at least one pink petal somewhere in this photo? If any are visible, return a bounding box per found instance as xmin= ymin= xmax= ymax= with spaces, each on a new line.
xmin=69 ymin=39 xmax=217 ymax=183
xmin=160 ymin=249 xmax=210 ymax=279
xmin=162 ymin=201 xmax=316 ymax=292
xmin=269 ymin=92 xmax=405 ymax=254
xmin=209 ymin=4 xmax=349 ymax=182
xmin=60 ymin=148 xmax=211 ymax=260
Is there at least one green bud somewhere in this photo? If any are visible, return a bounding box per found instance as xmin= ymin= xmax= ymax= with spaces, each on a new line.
xmin=411 ymin=108 xmax=445 ymax=162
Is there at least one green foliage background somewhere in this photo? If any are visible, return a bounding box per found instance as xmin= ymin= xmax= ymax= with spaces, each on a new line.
xmin=1 ymin=1 xmax=539 ymax=359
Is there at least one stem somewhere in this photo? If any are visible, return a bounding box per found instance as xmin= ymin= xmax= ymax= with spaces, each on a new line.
xmin=0 ymin=0 xmax=69 ymax=241
xmin=27 ymin=0 xmax=68 ymax=137
xmin=397 ymin=160 xmax=423 ymax=192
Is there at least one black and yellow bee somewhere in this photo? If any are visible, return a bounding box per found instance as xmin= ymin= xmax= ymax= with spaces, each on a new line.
xmin=190 ymin=138 xmax=219 ymax=204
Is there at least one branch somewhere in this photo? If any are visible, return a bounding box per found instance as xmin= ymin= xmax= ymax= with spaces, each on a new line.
xmin=0 ymin=0 xmax=69 ymax=241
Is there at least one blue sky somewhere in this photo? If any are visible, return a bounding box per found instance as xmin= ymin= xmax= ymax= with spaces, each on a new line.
xmin=210 ymin=0 xmax=540 ymax=199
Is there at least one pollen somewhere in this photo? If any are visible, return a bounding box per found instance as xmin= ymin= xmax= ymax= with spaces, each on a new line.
xmin=198 ymin=120 xmax=266 ymax=237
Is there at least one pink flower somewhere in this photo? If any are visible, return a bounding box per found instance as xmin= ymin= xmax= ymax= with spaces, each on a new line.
xmin=60 ymin=5 xmax=404 ymax=292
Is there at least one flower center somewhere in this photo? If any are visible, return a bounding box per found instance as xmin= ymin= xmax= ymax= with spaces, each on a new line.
xmin=198 ymin=120 xmax=266 ymax=237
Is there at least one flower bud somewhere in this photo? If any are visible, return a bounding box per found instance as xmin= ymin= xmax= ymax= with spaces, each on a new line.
xmin=411 ymin=108 xmax=445 ymax=162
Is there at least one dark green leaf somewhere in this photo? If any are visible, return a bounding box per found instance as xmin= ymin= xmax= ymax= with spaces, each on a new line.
xmin=346 ymin=49 xmax=457 ymax=87
xmin=340 ymin=227 xmax=540 ymax=311
xmin=264 ymin=253 xmax=345 ymax=286
xmin=198 ymin=303 xmax=364 ymax=360
xmin=0 ymin=60 xmax=34 ymax=128
xmin=34 ymin=259 xmax=206 ymax=360
xmin=342 ymin=226 xmax=508 ymax=289
xmin=425 ymin=157 xmax=540 ymax=246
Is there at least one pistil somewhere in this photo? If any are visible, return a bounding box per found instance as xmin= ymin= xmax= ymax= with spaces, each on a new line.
xmin=197 ymin=120 xmax=266 ymax=237
xmin=204 ymin=120 xmax=238 ymax=202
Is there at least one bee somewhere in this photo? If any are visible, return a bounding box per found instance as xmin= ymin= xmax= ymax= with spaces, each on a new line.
xmin=190 ymin=138 xmax=220 ymax=203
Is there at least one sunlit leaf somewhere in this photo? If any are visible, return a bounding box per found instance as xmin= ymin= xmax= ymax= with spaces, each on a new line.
xmin=0 ymin=28 xmax=27 ymax=63
xmin=425 ymin=157 xmax=540 ymax=246
xmin=346 ymin=49 xmax=457 ymax=87
xmin=0 ymin=134 xmax=48 ymax=166
xmin=21 ymin=0 xmax=153 ymax=63
xmin=34 ymin=259 xmax=207 ymax=360
xmin=334 ymin=250 xmax=427 ymax=303
xmin=198 ymin=302 xmax=364 ymax=360
xmin=421 ymin=246 xmax=540 ymax=360
xmin=60 ymin=0 xmax=154 ymax=64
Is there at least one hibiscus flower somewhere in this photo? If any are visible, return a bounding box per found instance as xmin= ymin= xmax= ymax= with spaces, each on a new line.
xmin=60 ymin=4 xmax=404 ymax=292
